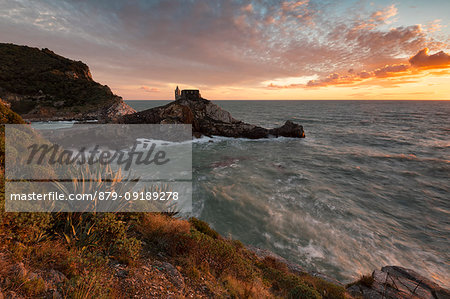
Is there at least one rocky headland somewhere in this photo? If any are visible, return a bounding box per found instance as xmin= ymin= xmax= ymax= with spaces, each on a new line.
xmin=115 ymin=93 xmax=305 ymax=139
xmin=0 ymin=43 xmax=135 ymax=121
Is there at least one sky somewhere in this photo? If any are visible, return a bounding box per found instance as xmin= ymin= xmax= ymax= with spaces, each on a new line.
xmin=1 ymin=0 xmax=449 ymax=100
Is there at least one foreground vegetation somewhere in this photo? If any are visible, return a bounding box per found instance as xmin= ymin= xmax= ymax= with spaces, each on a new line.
xmin=0 ymin=211 xmax=347 ymax=298
xmin=0 ymin=102 xmax=348 ymax=298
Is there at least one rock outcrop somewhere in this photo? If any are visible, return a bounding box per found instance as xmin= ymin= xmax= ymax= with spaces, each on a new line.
xmin=116 ymin=95 xmax=305 ymax=139
xmin=0 ymin=43 xmax=135 ymax=121
xmin=347 ymin=266 xmax=450 ymax=299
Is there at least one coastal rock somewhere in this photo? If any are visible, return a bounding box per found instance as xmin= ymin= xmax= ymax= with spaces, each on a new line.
xmin=88 ymin=95 xmax=136 ymax=121
xmin=347 ymin=266 xmax=450 ymax=299
xmin=269 ymin=120 xmax=305 ymax=138
xmin=116 ymin=96 xmax=305 ymax=139
xmin=159 ymin=261 xmax=185 ymax=291
xmin=16 ymin=94 xmax=136 ymax=122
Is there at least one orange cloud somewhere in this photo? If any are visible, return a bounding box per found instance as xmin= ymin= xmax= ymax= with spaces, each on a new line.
xmin=308 ymin=49 xmax=449 ymax=87
xmin=425 ymin=20 xmax=444 ymax=33
xmin=306 ymin=73 xmax=360 ymax=87
xmin=267 ymin=48 xmax=450 ymax=89
xmin=370 ymin=4 xmax=398 ymax=23
xmin=373 ymin=64 xmax=410 ymax=77
xmin=242 ymin=4 xmax=253 ymax=13
xmin=348 ymin=5 xmax=399 ymax=33
xmin=140 ymin=86 xmax=160 ymax=93
xmin=304 ymin=65 xmax=412 ymax=87
xmin=409 ymin=48 xmax=450 ymax=69
xmin=282 ymin=1 xmax=309 ymax=12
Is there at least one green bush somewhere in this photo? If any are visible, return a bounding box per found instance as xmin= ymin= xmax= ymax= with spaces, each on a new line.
xmin=1 ymin=212 xmax=53 ymax=243
xmin=289 ymin=284 xmax=321 ymax=299
xmin=189 ymin=230 xmax=255 ymax=281
xmin=189 ymin=217 xmax=219 ymax=239
xmin=258 ymin=262 xmax=321 ymax=299
xmin=114 ymin=236 xmax=142 ymax=264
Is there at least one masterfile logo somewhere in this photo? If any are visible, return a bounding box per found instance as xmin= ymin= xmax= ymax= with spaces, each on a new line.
xmin=5 ymin=124 xmax=192 ymax=213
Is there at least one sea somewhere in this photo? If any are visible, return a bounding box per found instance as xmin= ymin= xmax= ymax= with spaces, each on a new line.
xmin=36 ymin=100 xmax=450 ymax=287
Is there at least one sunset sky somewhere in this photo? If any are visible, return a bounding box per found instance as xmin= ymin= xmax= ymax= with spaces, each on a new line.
xmin=1 ymin=0 xmax=449 ymax=100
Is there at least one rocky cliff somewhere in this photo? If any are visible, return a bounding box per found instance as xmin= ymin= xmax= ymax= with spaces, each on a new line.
xmin=0 ymin=43 xmax=135 ymax=121
xmin=116 ymin=94 xmax=305 ymax=139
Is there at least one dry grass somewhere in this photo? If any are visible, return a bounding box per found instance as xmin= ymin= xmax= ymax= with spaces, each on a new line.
xmin=260 ymin=256 xmax=290 ymax=274
xmin=138 ymin=213 xmax=192 ymax=256
xmin=357 ymin=274 xmax=374 ymax=287
xmin=298 ymin=274 xmax=347 ymax=299
xmin=222 ymin=275 xmax=272 ymax=299
xmin=139 ymin=213 xmax=191 ymax=237
xmin=27 ymin=240 xmax=78 ymax=275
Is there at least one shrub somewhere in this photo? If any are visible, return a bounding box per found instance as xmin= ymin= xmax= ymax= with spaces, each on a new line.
xmin=115 ymin=237 xmax=142 ymax=265
xmin=288 ymin=284 xmax=321 ymax=299
xmin=258 ymin=262 xmax=321 ymax=299
xmin=22 ymin=277 xmax=47 ymax=297
xmin=51 ymin=212 xmax=142 ymax=264
xmin=27 ymin=240 xmax=76 ymax=274
xmin=61 ymin=270 xmax=116 ymax=299
xmin=138 ymin=213 xmax=192 ymax=256
xmin=189 ymin=230 xmax=255 ymax=281
xmin=0 ymin=101 xmax=26 ymax=124
xmin=0 ymin=212 xmax=53 ymax=243
xmin=299 ymin=274 xmax=346 ymax=299
xmin=189 ymin=217 xmax=219 ymax=239
xmin=222 ymin=275 xmax=271 ymax=299
xmin=260 ymin=256 xmax=290 ymax=273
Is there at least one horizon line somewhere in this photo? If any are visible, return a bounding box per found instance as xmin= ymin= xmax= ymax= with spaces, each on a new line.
xmin=124 ymin=99 xmax=450 ymax=101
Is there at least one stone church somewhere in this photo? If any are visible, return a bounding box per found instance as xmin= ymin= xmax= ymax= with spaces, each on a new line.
xmin=175 ymin=86 xmax=201 ymax=100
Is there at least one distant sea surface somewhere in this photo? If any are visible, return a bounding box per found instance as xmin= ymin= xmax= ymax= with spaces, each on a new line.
xmin=129 ymin=101 xmax=450 ymax=286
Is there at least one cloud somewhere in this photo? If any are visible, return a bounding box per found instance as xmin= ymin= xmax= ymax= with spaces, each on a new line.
xmin=140 ymin=86 xmax=160 ymax=93
xmin=282 ymin=1 xmax=309 ymax=10
xmin=343 ymin=25 xmax=428 ymax=68
xmin=373 ymin=64 xmax=410 ymax=77
xmin=241 ymin=4 xmax=253 ymax=13
xmin=409 ymin=48 xmax=450 ymax=68
xmin=425 ymin=20 xmax=444 ymax=33
xmin=358 ymin=71 xmax=372 ymax=79
xmin=370 ymin=4 xmax=397 ymax=23
xmin=306 ymin=73 xmax=351 ymax=87
xmin=268 ymin=48 xmax=450 ymax=89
